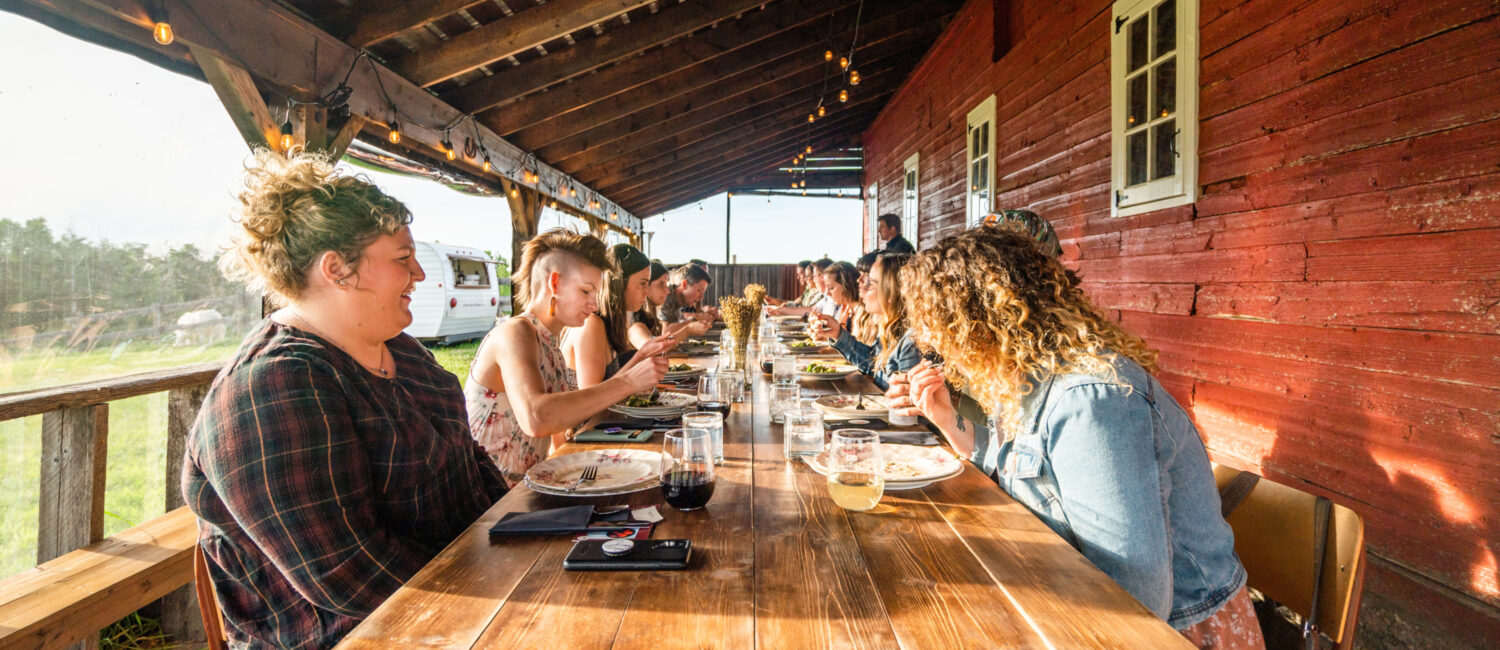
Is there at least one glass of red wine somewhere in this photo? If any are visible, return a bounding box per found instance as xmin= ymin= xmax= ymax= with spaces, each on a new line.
xmin=697 ymin=373 xmax=730 ymax=417
xmin=660 ymin=428 xmax=716 ymax=511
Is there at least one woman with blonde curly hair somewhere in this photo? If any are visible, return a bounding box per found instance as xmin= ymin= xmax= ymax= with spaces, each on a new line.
xmin=185 ymin=149 xmax=508 ymax=648
xmin=887 ymin=225 xmax=1262 ymax=649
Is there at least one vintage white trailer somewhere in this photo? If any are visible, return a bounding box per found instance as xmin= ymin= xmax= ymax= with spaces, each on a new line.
xmin=404 ymin=241 xmax=504 ymax=344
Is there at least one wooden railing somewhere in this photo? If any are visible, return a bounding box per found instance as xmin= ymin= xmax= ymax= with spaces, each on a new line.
xmin=0 ymin=363 xmax=223 ymax=648
xmin=701 ymin=264 xmax=800 ymax=305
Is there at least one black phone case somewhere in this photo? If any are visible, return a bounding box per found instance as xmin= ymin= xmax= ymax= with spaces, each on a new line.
xmin=563 ymin=539 xmax=692 ymax=571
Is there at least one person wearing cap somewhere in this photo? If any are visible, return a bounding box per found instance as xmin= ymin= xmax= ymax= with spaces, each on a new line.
xmin=560 ymin=243 xmax=675 ymax=388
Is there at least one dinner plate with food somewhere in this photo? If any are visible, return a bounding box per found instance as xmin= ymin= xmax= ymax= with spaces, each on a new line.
xmin=813 ymin=393 xmax=890 ymax=418
xmin=662 ymin=362 xmax=706 ymax=381
xmin=784 ymin=339 xmax=830 ymax=354
xmin=803 ymin=444 xmax=963 ymax=490
xmin=796 ymin=361 xmax=858 ymax=381
xmin=525 ymin=450 xmax=661 ymax=496
xmin=606 ymin=391 xmax=696 ymax=419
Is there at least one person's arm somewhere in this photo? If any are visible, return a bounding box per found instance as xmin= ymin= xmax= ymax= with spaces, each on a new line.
xmin=492 ymin=319 xmax=663 ymax=438
xmin=829 ymin=328 xmax=878 ymax=375
xmin=1043 ymin=383 xmax=1173 ymax=619
xmin=627 ymin=320 xmax=655 ymax=350
xmin=569 ymin=315 xmax=613 ymax=388
xmin=203 ymin=354 xmax=431 ymax=618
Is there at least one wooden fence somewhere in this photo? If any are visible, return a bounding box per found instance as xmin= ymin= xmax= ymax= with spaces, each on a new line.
xmin=701 ymin=264 xmax=800 ymax=305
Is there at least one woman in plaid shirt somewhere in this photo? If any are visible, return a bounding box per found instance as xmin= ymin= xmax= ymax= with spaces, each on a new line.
xmin=183 ymin=150 xmax=508 ymax=648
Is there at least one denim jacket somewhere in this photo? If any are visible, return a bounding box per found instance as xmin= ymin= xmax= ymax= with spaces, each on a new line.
xmin=967 ymin=355 xmax=1245 ymax=628
xmin=829 ymin=330 xmax=920 ymax=391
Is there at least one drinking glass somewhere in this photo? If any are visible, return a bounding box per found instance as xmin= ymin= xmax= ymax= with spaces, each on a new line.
xmin=771 ymin=349 xmax=797 ymax=385
xmin=718 ymin=368 xmax=745 ymax=404
xmin=783 ymin=407 xmax=825 ymax=460
xmin=697 ymin=373 xmax=730 ymax=417
xmin=770 ymin=383 xmax=800 ymax=424
xmin=660 ymin=428 xmax=716 ymax=511
xmin=758 ymin=322 xmax=778 ymax=345
xmin=826 ymin=429 xmax=883 ymax=511
xmin=682 ymin=411 xmax=725 ymax=464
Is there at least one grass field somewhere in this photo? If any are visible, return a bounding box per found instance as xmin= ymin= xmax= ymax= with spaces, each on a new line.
xmin=0 ymin=340 xmax=479 ymax=579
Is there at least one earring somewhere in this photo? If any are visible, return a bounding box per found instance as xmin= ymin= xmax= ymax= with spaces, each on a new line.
xmin=549 ymin=296 xmax=557 ymax=317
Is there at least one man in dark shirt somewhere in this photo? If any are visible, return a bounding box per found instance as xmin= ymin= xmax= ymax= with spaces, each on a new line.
xmin=876 ymin=213 xmax=915 ymax=254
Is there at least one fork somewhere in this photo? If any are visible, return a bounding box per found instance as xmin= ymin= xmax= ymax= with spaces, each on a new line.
xmin=567 ymin=463 xmax=599 ymax=492
xmin=856 ymin=393 xmax=866 ymax=410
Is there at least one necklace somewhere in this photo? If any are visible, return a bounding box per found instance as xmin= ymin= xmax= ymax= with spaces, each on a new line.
xmin=287 ymin=311 xmax=392 ymax=378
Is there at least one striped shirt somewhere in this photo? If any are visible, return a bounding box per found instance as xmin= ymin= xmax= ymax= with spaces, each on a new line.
xmin=183 ymin=318 xmax=507 ymax=648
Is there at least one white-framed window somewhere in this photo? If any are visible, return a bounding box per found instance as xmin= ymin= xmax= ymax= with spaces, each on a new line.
xmin=965 ymin=95 xmax=996 ymax=227
xmin=902 ymin=152 xmax=919 ymax=247
xmin=1111 ymin=0 xmax=1198 ymax=217
xmin=864 ymin=181 xmax=879 ymax=251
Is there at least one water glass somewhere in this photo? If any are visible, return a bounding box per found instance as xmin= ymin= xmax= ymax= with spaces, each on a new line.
xmin=826 ymin=429 xmax=884 ymax=511
xmin=697 ymin=373 xmax=730 ymax=417
xmin=783 ymin=407 xmax=825 ymax=460
xmin=718 ymin=368 xmax=745 ymax=403
xmin=660 ymin=428 xmax=716 ymax=511
xmin=771 ymin=350 xmax=798 ymax=385
xmin=682 ymin=411 xmax=725 ymax=464
xmin=770 ymin=383 xmax=800 ymax=424
xmin=758 ymin=322 xmax=778 ymax=344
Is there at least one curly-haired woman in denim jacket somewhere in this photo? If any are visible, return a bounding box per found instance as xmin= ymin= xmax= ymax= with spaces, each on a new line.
xmin=885 ymin=225 xmax=1264 ymax=649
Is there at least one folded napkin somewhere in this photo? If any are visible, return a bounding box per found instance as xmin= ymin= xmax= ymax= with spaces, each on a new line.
xmin=574 ymin=428 xmax=655 ymax=443
xmin=878 ymin=429 xmax=941 ymax=446
xmin=490 ymin=505 xmax=644 ymax=537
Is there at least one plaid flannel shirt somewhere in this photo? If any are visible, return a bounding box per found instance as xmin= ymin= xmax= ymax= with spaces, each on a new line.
xmin=183 ymin=320 xmax=507 ymax=648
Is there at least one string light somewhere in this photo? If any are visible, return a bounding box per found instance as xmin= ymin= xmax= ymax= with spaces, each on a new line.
xmin=482 ymin=156 xmax=492 ymax=173
xmin=147 ymin=4 xmax=173 ymax=45
xmin=808 ymin=113 xmax=815 ymax=123
xmin=839 ymin=56 xmax=849 ymax=69
xmin=839 ymin=89 xmax=849 ymax=103
xmin=509 ymin=186 xmax=519 ymax=198
xmin=279 ymin=119 xmax=294 ymax=151
xmin=817 ymin=105 xmax=826 ymax=117
xmin=805 ymin=145 xmax=813 ymax=154
xmin=387 ymin=120 xmax=401 ymax=144
xmin=824 ymin=49 xmax=833 ymax=61
xmin=849 ymin=70 xmax=860 ymax=85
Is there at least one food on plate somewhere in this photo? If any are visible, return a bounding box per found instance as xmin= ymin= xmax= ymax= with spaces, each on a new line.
xmin=668 ymin=363 xmax=693 ymax=372
xmin=623 ymin=394 xmax=662 ymax=408
xmin=804 ymin=362 xmax=842 ymax=374
xmin=883 ymin=461 xmax=926 ymax=479
xmin=787 ymin=339 xmax=821 ymax=349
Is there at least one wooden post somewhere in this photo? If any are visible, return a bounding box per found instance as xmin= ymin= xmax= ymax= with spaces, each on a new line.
xmin=158 ymin=385 xmax=210 ymax=643
xmin=38 ymin=404 xmax=108 ymax=650
xmin=503 ymin=178 xmax=541 ymax=316
xmin=188 ymin=44 xmax=279 ymax=152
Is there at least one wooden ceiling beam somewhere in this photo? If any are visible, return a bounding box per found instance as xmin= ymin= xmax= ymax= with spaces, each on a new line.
xmin=629 ymin=133 xmax=863 ymax=216
xmin=516 ymin=8 xmax=942 ymax=156
xmin=539 ymin=42 xmax=925 ymax=172
xmin=324 ymin=0 xmax=485 ymax=50
xmin=393 ymin=0 xmax=658 ymax=87
xmin=481 ymin=0 xmax=893 ymax=139
xmin=442 ymin=0 xmax=768 ymax=114
xmin=575 ymin=77 xmax=899 ymax=191
xmin=611 ymin=111 xmax=876 ymax=213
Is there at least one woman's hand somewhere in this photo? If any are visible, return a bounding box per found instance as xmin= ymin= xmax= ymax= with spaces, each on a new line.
xmin=619 ymin=353 xmax=668 ymax=393
xmin=634 ymin=334 xmax=675 ymax=361
xmin=810 ymin=311 xmax=841 ymax=341
xmin=885 ymin=362 xmax=956 ymax=431
xmin=686 ymin=320 xmax=711 ymax=336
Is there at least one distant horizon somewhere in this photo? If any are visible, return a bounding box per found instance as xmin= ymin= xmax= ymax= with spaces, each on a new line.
xmin=0 ymin=13 xmax=865 ymax=266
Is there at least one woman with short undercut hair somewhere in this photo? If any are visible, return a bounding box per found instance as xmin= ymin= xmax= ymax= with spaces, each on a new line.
xmin=185 ymin=149 xmax=507 ymax=648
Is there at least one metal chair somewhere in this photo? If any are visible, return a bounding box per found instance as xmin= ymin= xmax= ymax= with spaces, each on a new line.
xmin=194 ymin=545 xmax=229 ymax=650
xmin=1213 ymin=465 xmax=1368 ymax=649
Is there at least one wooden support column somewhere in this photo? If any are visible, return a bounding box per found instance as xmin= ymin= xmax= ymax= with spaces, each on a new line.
xmin=188 ymin=43 xmax=279 ymax=152
xmin=37 ymin=405 xmax=108 ymax=563
xmin=503 ymin=178 xmax=542 ymax=316
xmin=158 ymin=385 xmax=210 ymax=643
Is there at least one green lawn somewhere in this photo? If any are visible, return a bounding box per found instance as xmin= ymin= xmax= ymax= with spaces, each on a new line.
xmin=0 ymin=340 xmax=480 ymax=579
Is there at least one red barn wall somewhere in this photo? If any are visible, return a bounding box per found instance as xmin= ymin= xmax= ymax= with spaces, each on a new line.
xmin=861 ymin=0 xmax=1500 ymax=645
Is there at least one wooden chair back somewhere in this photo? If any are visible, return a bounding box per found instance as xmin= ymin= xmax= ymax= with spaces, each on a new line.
xmin=194 ymin=545 xmax=229 ymax=650
xmin=1213 ymin=465 xmax=1367 ymax=648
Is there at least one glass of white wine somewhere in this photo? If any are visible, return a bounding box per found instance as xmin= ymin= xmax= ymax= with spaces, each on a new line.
xmin=826 ymin=429 xmax=884 ymax=511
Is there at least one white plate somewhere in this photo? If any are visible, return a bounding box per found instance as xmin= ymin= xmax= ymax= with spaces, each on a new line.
xmin=663 ymin=364 xmax=706 ymax=381
xmin=606 ymin=391 xmax=696 ymax=418
xmin=785 ymin=342 xmax=831 ymax=355
xmin=814 ymin=394 xmax=890 ymax=418
xmin=524 ymin=449 xmax=661 ymax=494
xmin=796 ymin=361 xmax=857 ymax=381
xmin=804 ymin=444 xmax=963 ymax=487
xmin=527 ymin=477 xmax=661 ymax=497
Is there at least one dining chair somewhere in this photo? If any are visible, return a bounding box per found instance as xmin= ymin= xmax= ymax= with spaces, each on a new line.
xmin=193 ymin=545 xmax=229 ymax=650
xmin=1213 ymin=465 xmax=1368 ymax=649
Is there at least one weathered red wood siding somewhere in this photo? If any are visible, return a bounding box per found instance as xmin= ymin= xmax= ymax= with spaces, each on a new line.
xmin=861 ymin=0 xmax=1500 ymax=645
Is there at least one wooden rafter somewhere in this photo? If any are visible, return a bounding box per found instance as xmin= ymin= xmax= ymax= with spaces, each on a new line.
xmin=442 ymin=0 xmax=767 ymax=115
xmin=511 ymin=3 xmax=946 ymax=155
xmin=393 ymin=0 xmax=658 ymax=87
xmin=325 ymin=0 xmax=485 ymax=50
xmin=188 ymin=43 xmax=279 ymax=151
xmin=473 ymin=0 xmax=861 ymax=135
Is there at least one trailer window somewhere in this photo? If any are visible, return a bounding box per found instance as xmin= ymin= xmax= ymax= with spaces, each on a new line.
xmin=451 ymin=259 xmax=491 ymax=288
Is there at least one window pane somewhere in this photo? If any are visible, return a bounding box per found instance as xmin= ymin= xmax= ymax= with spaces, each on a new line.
xmin=980 ymin=122 xmax=990 ymax=155
xmin=977 ymin=157 xmax=989 ymax=190
xmin=1128 ymin=16 xmax=1149 ymax=72
xmin=1154 ymin=0 xmax=1176 ymax=58
xmin=1128 ymin=130 xmax=1148 ymax=186
xmin=1128 ymin=72 xmax=1148 ymax=129
xmin=971 ymin=161 xmax=980 ymax=191
xmin=1153 ymin=57 xmax=1176 ymax=118
xmin=1152 ymin=118 xmax=1177 ymax=180
xmin=971 ymin=126 xmax=980 ymax=160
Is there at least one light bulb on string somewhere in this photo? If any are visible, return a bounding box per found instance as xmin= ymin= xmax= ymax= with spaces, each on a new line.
xmin=808 ymin=113 xmax=815 ymax=123
xmin=817 ymin=105 xmax=826 ymax=117
xmin=805 ymin=145 xmax=812 ymax=154
xmin=849 ymin=70 xmax=860 ymax=85
xmin=824 ymin=49 xmax=833 ymax=61
xmin=153 ymin=21 xmax=173 ymax=45
xmin=800 ymin=180 xmax=806 ymax=188
xmin=279 ymin=119 xmax=294 ymax=151
xmin=482 ymin=156 xmax=492 ymax=173
xmin=839 ymin=56 xmax=849 ymax=70
xmin=839 ymin=89 xmax=849 ymax=103
xmin=387 ymin=120 xmax=401 ymax=144
xmin=509 ymin=187 xmax=519 ymax=198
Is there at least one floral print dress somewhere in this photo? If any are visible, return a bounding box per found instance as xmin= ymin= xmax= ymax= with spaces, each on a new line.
xmin=464 ymin=313 xmax=577 ymax=487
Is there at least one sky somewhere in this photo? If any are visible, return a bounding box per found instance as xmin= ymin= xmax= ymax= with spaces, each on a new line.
xmin=0 ymin=12 xmax=865 ymax=266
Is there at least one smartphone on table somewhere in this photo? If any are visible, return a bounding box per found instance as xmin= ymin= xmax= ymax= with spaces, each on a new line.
xmin=563 ymin=539 xmax=692 ymax=571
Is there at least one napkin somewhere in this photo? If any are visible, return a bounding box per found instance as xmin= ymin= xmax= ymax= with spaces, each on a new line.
xmin=879 ymin=430 xmax=942 ymax=446
xmin=573 ymin=428 xmax=655 ymax=443
xmin=490 ymin=505 xmax=650 ymax=537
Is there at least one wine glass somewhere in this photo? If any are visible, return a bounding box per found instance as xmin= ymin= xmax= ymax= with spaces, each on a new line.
xmin=697 ymin=373 xmax=729 ymax=417
xmin=682 ymin=411 xmax=724 ymax=465
xmin=660 ymin=428 xmax=716 ymax=511
xmin=826 ymin=429 xmax=883 ymax=511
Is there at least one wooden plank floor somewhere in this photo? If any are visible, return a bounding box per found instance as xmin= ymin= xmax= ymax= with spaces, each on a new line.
xmin=338 ymin=354 xmax=1191 ymax=649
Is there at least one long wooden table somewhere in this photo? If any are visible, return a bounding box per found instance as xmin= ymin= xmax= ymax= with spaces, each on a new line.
xmin=338 ymin=357 xmax=1192 ymax=649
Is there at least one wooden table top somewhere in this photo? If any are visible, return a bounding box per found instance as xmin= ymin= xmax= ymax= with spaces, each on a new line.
xmin=339 ymin=355 xmax=1191 ymax=649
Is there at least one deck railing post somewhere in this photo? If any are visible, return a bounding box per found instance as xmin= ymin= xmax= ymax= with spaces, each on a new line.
xmin=38 ymin=404 xmax=108 ymax=650
xmin=159 ymin=385 xmax=211 ymax=642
